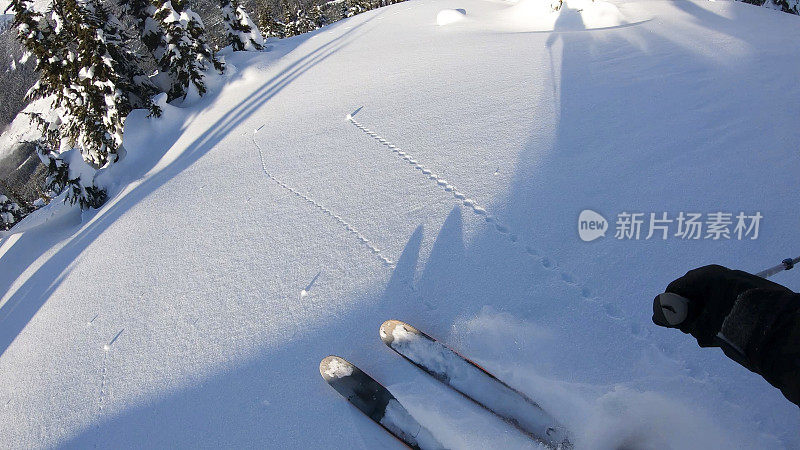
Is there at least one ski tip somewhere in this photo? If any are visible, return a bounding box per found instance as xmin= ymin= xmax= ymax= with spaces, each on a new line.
xmin=379 ymin=319 xmax=420 ymax=345
xmin=319 ymin=355 xmax=356 ymax=382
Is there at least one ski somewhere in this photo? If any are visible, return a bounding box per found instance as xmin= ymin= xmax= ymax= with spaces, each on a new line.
xmin=379 ymin=320 xmax=572 ymax=449
xmin=319 ymin=355 xmax=445 ymax=449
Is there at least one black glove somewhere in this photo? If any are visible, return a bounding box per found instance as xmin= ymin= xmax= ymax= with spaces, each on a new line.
xmin=653 ymin=264 xmax=791 ymax=347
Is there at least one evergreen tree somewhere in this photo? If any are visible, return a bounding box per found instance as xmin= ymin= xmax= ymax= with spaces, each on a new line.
xmin=281 ymin=2 xmax=320 ymax=36
xmin=774 ymin=0 xmax=799 ymax=13
xmin=9 ymin=0 xmax=105 ymax=207
xmin=122 ymin=0 xmax=153 ymax=33
xmin=0 ymin=194 xmax=23 ymax=230
xmin=256 ymin=5 xmax=284 ymax=38
xmin=150 ymin=0 xmax=225 ymax=101
xmin=345 ymin=0 xmax=373 ymax=18
xmin=36 ymin=139 xmax=107 ymax=208
xmin=60 ymin=0 xmax=147 ymax=167
xmin=220 ymin=0 xmax=264 ymax=51
xmin=9 ymin=0 xmax=67 ymax=105
xmin=308 ymin=4 xmax=326 ymax=29
xmin=126 ymin=0 xmax=167 ymax=59
xmin=111 ymin=1 xmax=162 ymax=116
xmin=280 ymin=0 xmax=299 ymax=36
xmin=11 ymin=0 xmax=156 ymax=208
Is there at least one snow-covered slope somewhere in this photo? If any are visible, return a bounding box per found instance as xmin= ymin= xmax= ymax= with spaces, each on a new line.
xmin=1 ymin=0 xmax=799 ymax=447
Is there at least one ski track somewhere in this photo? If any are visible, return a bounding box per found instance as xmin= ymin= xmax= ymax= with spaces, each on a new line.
xmin=252 ymin=126 xmax=395 ymax=268
xmin=346 ymin=112 xmax=707 ymax=378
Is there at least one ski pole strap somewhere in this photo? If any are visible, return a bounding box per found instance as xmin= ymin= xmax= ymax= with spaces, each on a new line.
xmin=755 ymin=256 xmax=800 ymax=278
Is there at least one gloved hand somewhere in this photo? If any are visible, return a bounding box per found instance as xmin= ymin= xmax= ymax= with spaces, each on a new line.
xmin=652 ymin=264 xmax=791 ymax=347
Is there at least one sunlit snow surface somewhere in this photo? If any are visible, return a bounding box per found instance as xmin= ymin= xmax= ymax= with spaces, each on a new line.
xmin=1 ymin=0 xmax=799 ymax=448
xmin=436 ymin=8 xmax=467 ymax=25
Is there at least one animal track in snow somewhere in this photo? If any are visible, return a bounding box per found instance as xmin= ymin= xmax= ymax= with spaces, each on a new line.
xmin=98 ymin=352 xmax=109 ymax=414
xmin=252 ymin=127 xmax=394 ymax=268
xmin=346 ymin=114 xmax=626 ymax=318
xmin=348 ymin=115 xmax=540 ymax=256
xmin=348 ymin=111 xmax=707 ymax=380
xmin=97 ymin=329 xmax=122 ymax=416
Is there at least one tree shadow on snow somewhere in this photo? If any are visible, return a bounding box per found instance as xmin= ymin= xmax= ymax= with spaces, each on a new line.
xmin=55 ymin=194 xmax=599 ymax=447
xmin=0 ymin=14 xmax=382 ymax=358
xmin=58 ymin=216 xmax=431 ymax=448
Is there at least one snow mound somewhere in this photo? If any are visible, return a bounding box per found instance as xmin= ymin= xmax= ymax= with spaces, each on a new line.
xmin=576 ymin=387 xmax=741 ymax=449
xmin=437 ymin=8 xmax=467 ymax=26
xmin=566 ymin=0 xmax=628 ymax=29
xmin=493 ymin=0 xmax=628 ymax=32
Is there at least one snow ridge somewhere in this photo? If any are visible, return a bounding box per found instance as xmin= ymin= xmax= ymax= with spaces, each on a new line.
xmin=252 ymin=126 xmax=394 ymax=268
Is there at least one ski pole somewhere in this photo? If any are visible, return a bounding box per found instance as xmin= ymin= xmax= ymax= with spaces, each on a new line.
xmin=754 ymin=257 xmax=800 ymax=278
xmin=654 ymin=256 xmax=799 ymax=328
xmin=653 ymin=256 xmax=800 ymax=367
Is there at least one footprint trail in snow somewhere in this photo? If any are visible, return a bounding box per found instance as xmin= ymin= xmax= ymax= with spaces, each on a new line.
xmin=252 ymin=126 xmax=395 ymax=268
xmin=346 ymin=113 xmax=582 ymax=282
xmin=345 ymin=111 xmax=688 ymax=361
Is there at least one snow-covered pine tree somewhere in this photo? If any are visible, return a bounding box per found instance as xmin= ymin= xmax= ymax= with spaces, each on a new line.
xmin=107 ymin=0 xmax=162 ymax=116
xmin=9 ymin=0 xmax=101 ymax=208
xmin=0 ymin=194 xmax=23 ymax=230
xmin=308 ymin=4 xmax=326 ymax=29
xmin=738 ymin=0 xmax=798 ymax=13
xmin=39 ymin=142 xmax=107 ymax=208
xmin=12 ymin=0 xmax=155 ymax=208
xmin=281 ymin=1 xmax=321 ymax=36
xmin=58 ymin=0 xmax=137 ymax=168
xmin=150 ymin=0 xmax=225 ymax=101
xmin=220 ymin=0 xmax=264 ymax=51
xmin=126 ymin=0 xmax=166 ymax=58
xmin=280 ymin=0 xmax=299 ymax=36
xmin=773 ymin=0 xmax=799 ymax=13
xmin=256 ymin=5 xmax=284 ymax=38
xmin=8 ymin=0 xmax=65 ymax=102
xmin=345 ymin=0 xmax=373 ymax=18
